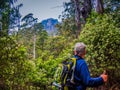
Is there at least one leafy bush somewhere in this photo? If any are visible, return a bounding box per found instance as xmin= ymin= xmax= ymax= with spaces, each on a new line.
xmin=78 ymin=13 xmax=120 ymax=86
xmin=0 ymin=36 xmax=34 ymax=88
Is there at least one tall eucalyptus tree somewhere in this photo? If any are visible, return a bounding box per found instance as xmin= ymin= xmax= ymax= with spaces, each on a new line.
xmin=59 ymin=0 xmax=92 ymax=38
xmin=73 ymin=0 xmax=81 ymax=38
xmin=0 ymin=0 xmax=22 ymax=35
xmin=9 ymin=3 xmax=23 ymax=31
xmin=21 ymin=13 xmax=39 ymax=59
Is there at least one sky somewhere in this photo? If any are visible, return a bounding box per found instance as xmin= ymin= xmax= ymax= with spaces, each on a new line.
xmin=16 ymin=0 xmax=70 ymax=22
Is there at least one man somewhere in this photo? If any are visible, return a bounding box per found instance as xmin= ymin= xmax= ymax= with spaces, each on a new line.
xmin=73 ymin=42 xmax=108 ymax=90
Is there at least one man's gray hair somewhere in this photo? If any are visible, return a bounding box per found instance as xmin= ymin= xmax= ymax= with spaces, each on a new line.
xmin=74 ymin=42 xmax=86 ymax=55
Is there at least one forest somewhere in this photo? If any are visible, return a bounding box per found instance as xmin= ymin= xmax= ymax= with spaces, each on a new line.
xmin=0 ymin=0 xmax=120 ymax=90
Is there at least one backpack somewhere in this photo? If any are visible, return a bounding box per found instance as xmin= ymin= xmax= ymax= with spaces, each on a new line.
xmin=52 ymin=58 xmax=77 ymax=90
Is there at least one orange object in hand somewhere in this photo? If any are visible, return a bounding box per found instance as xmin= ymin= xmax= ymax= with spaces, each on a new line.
xmin=100 ymin=70 xmax=108 ymax=82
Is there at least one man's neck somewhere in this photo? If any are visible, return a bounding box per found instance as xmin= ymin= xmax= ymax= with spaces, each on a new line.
xmin=77 ymin=54 xmax=85 ymax=58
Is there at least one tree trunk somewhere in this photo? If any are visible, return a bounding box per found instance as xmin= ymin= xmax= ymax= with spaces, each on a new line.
xmin=73 ymin=0 xmax=81 ymax=38
xmin=33 ymin=34 xmax=36 ymax=59
xmin=82 ymin=0 xmax=92 ymax=22
xmin=95 ymin=0 xmax=104 ymax=14
xmin=0 ymin=22 xmax=2 ymax=31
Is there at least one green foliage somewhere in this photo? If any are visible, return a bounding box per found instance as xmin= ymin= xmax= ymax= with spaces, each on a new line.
xmin=56 ymin=18 xmax=77 ymax=38
xmin=36 ymin=30 xmax=48 ymax=51
xmin=0 ymin=36 xmax=35 ymax=88
xmin=28 ymin=35 xmax=74 ymax=89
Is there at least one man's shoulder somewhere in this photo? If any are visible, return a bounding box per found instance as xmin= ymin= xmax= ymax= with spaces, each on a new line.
xmin=77 ymin=58 xmax=86 ymax=63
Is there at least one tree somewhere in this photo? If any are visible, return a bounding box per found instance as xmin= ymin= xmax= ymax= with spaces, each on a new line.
xmin=59 ymin=0 xmax=92 ymax=38
xmin=82 ymin=0 xmax=92 ymax=22
xmin=9 ymin=3 xmax=23 ymax=31
xmin=21 ymin=13 xmax=35 ymax=29
xmin=21 ymin=13 xmax=39 ymax=59
xmin=73 ymin=0 xmax=81 ymax=38
xmin=37 ymin=30 xmax=48 ymax=51
xmin=0 ymin=0 xmax=21 ymax=35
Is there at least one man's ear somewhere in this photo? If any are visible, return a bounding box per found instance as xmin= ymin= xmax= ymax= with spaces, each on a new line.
xmin=83 ymin=49 xmax=86 ymax=55
xmin=74 ymin=51 xmax=77 ymax=55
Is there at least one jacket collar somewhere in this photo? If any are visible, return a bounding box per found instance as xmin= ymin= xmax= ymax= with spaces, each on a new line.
xmin=74 ymin=55 xmax=83 ymax=60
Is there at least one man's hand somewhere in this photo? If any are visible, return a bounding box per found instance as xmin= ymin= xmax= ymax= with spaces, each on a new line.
xmin=100 ymin=74 xmax=108 ymax=82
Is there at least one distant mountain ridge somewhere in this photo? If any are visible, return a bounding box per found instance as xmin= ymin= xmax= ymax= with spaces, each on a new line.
xmin=41 ymin=18 xmax=59 ymax=35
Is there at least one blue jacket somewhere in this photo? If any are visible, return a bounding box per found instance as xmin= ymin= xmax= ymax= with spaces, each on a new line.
xmin=74 ymin=55 xmax=104 ymax=90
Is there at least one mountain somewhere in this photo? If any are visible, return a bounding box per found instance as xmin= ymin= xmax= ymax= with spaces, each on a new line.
xmin=41 ymin=18 xmax=59 ymax=35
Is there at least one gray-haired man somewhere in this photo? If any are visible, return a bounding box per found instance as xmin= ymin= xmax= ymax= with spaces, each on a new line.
xmin=73 ymin=42 xmax=108 ymax=90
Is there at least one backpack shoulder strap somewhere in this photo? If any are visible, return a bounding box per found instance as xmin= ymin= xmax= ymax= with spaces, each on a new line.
xmin=63 ymin=63 xmax=71 ymax=85
xmin=70 ymin=58 xmax=77 ymax=84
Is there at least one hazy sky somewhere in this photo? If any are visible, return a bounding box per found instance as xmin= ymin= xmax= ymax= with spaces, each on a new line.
xmin=16 ymin=0 xmax=70 ymax=22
